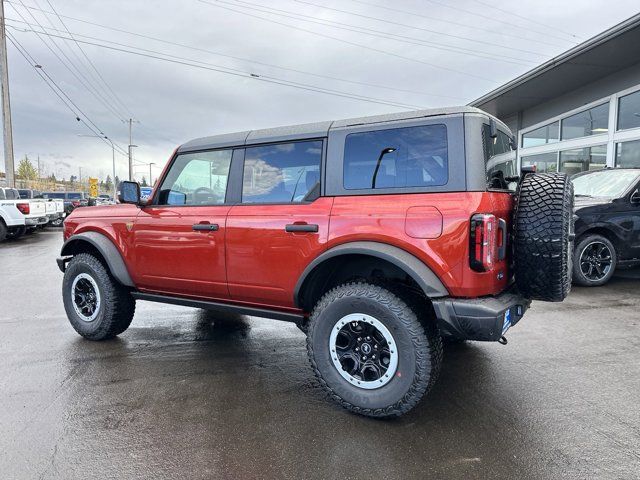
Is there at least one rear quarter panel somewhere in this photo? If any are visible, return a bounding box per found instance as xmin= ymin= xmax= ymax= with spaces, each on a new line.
xmin=329 ymin=192 xmax=512 ymax=297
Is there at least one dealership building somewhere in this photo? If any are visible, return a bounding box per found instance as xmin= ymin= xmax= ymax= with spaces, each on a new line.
xmin=471 ymin=13 xmax=640 ymax=175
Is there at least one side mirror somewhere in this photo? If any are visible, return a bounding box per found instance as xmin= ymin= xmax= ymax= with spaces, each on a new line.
xmin=631 ymin=189 xmax=640 ymax=205
xmin=117 ymin=181 xmax=141 ymax=205
xmin=489 ymin=119 xmax=498 ymax=139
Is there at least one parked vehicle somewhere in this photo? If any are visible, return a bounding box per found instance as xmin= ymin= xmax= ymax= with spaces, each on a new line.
xmin=0 ymin=187 xmax=48 ymax=240
xmin=571 ymin=168 xmax=640 ymax=286
xmin=96 ymin=194 xmax=114 ymax=205
xmin=57 ymin=107 xmax=574 ymax=417
xmin=18 ymin=189 xmax=65 ymax=227
xmin=42 ymin=191 xmax=88 ymax=216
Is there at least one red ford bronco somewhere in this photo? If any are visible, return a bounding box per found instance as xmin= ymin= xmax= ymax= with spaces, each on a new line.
xmin=58 ymin=107 xmax=573 ymax=417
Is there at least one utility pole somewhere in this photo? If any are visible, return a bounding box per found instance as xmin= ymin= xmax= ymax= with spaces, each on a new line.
xmin=0 ymin=0 xmax=15 ymax=187
xmin=125 ymin=118 xmax=138 ymax=181
xmin=37 ymin=154 xmax=40 ymax=179
xmin=148 ymin=162 xmax=155 ymax=186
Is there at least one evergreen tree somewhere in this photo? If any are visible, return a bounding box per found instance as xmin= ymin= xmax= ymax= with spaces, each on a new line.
xmin=17 ymin=155 xmax=38 ymax=180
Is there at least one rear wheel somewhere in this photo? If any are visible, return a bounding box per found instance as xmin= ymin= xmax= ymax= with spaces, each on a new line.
xmin=513 ymin=172 xmax=574 ymax=301
xmin=62 ymin=253 xmax=136 ymax=340
xmin=306 ymin=282 xmax=442 ymax=417
xmin=0 ymin=221 xmax=7 ymax=242
xmin=572 ymin=234 xmax=617 ymax=286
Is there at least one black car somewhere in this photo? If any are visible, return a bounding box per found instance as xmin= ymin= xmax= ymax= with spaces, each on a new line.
xmin=571 ymin=168 xmax=640 ymax=286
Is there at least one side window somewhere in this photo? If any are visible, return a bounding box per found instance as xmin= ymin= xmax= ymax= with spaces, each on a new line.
xmin=242 ymin=140 xmax=322 ymax=203
xmin=6 ymin=189 xmax=19 ymax=200
xmin=343 ymin=124 xmax=448 ymax=190
xmin=157 ymin=149 xmax=232 ymax=205
xmin=483 ymin=124 xmax=517 ymax=191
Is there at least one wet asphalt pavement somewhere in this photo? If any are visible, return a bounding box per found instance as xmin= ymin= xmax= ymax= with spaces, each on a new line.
xmin=1 ymin=230 xmax=639 ymax=480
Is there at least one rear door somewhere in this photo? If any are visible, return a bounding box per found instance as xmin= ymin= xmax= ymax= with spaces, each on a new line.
xmin=226 ymin=139 xmax=332 ymax=308
xmin=132 ymin=148 xmax=235 ymax=299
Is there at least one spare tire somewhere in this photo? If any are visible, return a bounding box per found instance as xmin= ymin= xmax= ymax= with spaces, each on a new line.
xmin=513 ymin=172 xmax=574 ymax=302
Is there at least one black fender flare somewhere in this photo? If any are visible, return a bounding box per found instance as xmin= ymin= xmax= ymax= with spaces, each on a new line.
xmin=294 ymin=241 xmax=449 ymax=308
xmin=59 ymin=231 xmax=135 ymax=287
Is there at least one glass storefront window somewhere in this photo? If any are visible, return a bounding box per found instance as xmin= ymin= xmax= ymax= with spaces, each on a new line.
xmin=559 ymin=145 xmax=607 ymax=176
xmin=616 ymin=139 xmax=640 ymax=167
xmin=521 ymin=152 xmax=558 ymax=173
xmin=617 ymin=90 xmax=640 ymax=131
xmin=522 ymin=121 xmax=559 ymax=148
xmin=561 ymin=103 xmax=609 ymax=139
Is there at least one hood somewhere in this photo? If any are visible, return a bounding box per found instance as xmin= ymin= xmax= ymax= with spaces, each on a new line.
xmin=68 ymin=203 xmax=139 ymax=218
xmin=573 ymin=196 xmax=612 ymax=211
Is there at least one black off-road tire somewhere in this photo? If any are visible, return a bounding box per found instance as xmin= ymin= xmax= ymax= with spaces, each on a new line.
xmin=572 ymin=234 xmax=617 ymax=287
xmin=306 ymin=282 xmax=443 ymax=418
xmin=0 ymin=220 xmax=7 ymax=242
xmin=513 ymin=172 xmax=574 ymax=302
xmin=62 ymin=253 xmax=136 ymax=340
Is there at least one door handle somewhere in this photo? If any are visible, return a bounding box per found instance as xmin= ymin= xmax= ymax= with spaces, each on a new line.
xmin=285 ymin=223 xmax=319 ymax=233
xmin=192 ymin=223 xmax=219 ymax=231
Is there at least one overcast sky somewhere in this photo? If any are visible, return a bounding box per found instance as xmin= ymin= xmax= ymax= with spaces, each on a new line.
xmin=1 ymin=0 xmax=639 ymax=183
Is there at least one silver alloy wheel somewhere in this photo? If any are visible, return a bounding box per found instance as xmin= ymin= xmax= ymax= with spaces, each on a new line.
xmin=71 ymin=273 xmax=101 ymax=322
xmin=329 ymin=313 xmax=399 ymax=390
xmin=579 ymin=241 xmax=613 ymax=281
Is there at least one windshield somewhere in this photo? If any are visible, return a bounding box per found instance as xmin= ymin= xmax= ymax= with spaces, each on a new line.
xmin=572 ymin=169 xmax=640 ymax=198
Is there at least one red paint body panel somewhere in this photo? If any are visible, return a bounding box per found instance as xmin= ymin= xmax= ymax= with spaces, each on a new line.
xmin=63 ymin=190 xmax=513 ymax=311
xmin=226 ymin=198 xmax=333 ymax=307
xmin=328 ymin=192 xmax=512 ymax=297
xmin=132 ymin=205 xmax=230 ymax=298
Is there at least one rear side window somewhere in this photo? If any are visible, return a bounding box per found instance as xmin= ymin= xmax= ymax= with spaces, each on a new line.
xmin=242 ymin=140 xmax=322 ymax=203
xmin=343 ymin=124 xmax=448 ymax=190
xmin=6 ymin=189 xmax=19 ymax=200
xmin=483 ymin=124 xmax=517 ymax=191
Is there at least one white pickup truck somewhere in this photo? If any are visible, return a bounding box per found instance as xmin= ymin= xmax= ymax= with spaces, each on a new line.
xmin=0 ymin=187 xmax=48 ymax=241
xmin=18 ymin=188 xmax=65 ymax=226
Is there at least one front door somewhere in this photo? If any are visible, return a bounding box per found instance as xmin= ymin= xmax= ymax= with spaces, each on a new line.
xmin=225 ymin=139 xmax=332 ymax=308
xmin=133 ymin=149 xmax=234 ymax=299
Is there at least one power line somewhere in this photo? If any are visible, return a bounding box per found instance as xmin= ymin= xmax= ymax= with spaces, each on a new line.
xmin=198 ymin=0 xmax=496 ymax=82
xmin=6 ymin=32 xmax=128 ymax=155
xmin=339 ymin=0 xmax=570 ymax=49
xmin=43 ymin=0 xmax=133 ymax=118
xmin=286 ymin=0 xmax=549 ymax=58
xmin=8 ymin=21 xmax=429 ymax=110
xmin=423 ymin=0 xmax=579 ymax=44
xmin=9 ymin=0 xmax=128 ymax=122
xmin=9 ymin=1 xmax=484 ymax=99
xmin=472 ymin=0 xmax=581 ymax=40
xmin=208 ymin=0 xmax=539 ymax=66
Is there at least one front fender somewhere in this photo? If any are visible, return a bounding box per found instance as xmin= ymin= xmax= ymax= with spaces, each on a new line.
xmin=59 ymin=231 xmax=135 ymax=287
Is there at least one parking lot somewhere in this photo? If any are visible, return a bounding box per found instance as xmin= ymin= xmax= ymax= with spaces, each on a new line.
xmin=1 ymin=230 xmax=639 ymax=479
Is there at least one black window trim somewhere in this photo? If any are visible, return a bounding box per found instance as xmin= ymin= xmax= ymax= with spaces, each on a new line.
xmin=237 ymin=137 xmax=326 ymax=206
xmin=483 ymin=123 xmax=517 ymax=193
xmin=325 ymin=116 xmax=466 ymax=196
xmin=147 ymin=137 xmax=327 ymax=208
xmin=148 ymin=146 xmax=238 ymax=208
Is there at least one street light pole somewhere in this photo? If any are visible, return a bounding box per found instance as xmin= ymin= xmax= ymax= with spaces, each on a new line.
xmin=0 ymin=0 xmax=15 ymax=187
xmin=148 ymin=162 xmax=155 ymax=186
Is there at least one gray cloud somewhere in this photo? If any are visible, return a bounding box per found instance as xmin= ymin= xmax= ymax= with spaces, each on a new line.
xmin=2 ymin=0 xmax=638 ymax=182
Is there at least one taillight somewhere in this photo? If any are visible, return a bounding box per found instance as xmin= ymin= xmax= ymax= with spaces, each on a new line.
xmin=16 ymin=203 xmax=30 ymax=215
xmin=470 ymin=213 xmax=497 ymax=272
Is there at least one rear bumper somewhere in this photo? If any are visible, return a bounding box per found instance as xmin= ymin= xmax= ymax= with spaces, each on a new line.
xmin=432 ymin=290 xmax=531 ymax=341
xmin=25 ymin=216 xmax=48 ymax=226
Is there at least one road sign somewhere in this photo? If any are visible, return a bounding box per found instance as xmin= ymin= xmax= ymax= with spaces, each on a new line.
xmin=89 ymin=177 xmax=98 ymax=198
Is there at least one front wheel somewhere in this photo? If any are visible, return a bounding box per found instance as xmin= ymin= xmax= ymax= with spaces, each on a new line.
xmin=572 ymin=234 xmax=617 ymax=286
xmin=62 ymin=253 xmax=136 ymax=340
xmin=306 ymin=282 xmax=442 ymax=417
